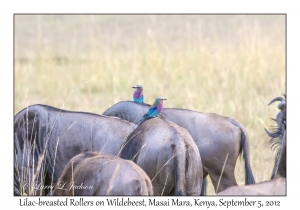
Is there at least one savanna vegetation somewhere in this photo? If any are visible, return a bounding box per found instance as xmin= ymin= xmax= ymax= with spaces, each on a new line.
xmin=14 ymin=15 xmax=285 ymax=195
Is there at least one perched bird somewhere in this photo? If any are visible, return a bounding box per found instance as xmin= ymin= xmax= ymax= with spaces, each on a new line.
xmin=138 ymin=96 xmax=167 ymax=125
xmin=132 ymin=85 xmax=144 ymax=103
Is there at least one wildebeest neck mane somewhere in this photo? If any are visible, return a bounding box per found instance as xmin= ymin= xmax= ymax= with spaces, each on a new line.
xmin=267 ymin=117 xmax=286 ymax=179
xmin=269 ymin=128 xmax=286 ymax=179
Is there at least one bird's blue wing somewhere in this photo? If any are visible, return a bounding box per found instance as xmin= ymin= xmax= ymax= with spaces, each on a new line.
xmin=148 ymin=106 xmax=158 ymax=117
xmin=138 ymin=105 xmax=159 ymax=125
xmin=139 ymin=113 xmax=150 ymax=125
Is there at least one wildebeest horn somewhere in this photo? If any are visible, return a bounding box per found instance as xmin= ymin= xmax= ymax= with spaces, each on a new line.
xmin=264 ymin=127 xmax=280 ymax=138
xmin=264 ymin=127 xmax=274 ymax=137
xmin=268 ymin=97 xmax=286 ymax=111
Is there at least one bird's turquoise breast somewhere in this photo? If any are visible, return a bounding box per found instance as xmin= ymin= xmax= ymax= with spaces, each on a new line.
xmin=133 ymin=95 xmax=144 ymax=103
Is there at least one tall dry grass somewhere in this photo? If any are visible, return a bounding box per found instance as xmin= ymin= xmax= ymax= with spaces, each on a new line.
xmin=14 ymin=15 xmax=285 ymax=195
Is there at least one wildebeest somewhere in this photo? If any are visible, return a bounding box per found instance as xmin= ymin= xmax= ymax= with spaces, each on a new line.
xmin=51 ymin=152 xmax=153 ymax=196
xmin=264 ymin=95 xmax=286 ymax=179
xmin=14 ymin=104 xmax=136 ymax=196
xmin=217 ymin=95 xmax=287 ymax=196
xmin=119 ymin=117 xmax=203 ymax=196
xmin=103 ymin=101 xmax=255 ymax=193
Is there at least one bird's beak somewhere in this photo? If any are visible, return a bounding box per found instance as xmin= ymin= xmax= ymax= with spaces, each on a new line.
xmin=162 ymin=98 xmax=167 ymax=100
xmin=132 ymin=86 xmax=137 ymax=89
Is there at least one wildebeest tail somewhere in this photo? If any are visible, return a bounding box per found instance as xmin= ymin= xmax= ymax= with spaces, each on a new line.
xmin=229 ymin=118 xmax=256 ymax=185
xmin=200 ymin=177 xmax=207 ymax=196
xmin=171 ymin=141 xmax=186 ymax=196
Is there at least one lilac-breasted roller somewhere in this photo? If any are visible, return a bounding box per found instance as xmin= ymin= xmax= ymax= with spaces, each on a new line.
xmin=138 ymin=96 xmax=167 ymax=125
xmin=132 ymin=85 xmax=144 ymax=103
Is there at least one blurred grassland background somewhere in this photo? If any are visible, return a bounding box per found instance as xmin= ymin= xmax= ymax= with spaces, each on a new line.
xmin=14 ymin=15 xmax=285 ymax=195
